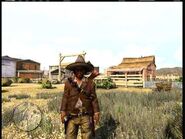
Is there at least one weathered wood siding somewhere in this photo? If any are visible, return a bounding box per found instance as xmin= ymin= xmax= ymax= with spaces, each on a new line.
xmin=19 ymin=73 xmax=42 ymax=78
xmin=2 ymin=59 xmax=16 ymax=77
xmin=17 ymin=61 xmax=40 ymax=70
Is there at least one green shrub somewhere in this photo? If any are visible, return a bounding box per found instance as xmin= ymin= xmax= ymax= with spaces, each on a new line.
xmin=96 ymin=77 xmax=116 ymax=89
xmin=2 ymin=78 xmax=12 ymax=86
xmin=37 ymin=79 xmax=43 ymax=84
xmin=2 ymin=90 xmax=8 ymax=93
xmin=36 ymin=92 xmax=62 ymax=99
xmin=18 ymin=78 xmax=31 ymax=83
xmin=8 ymin=94 xmax=31 ymax=99
xmin=175 ymin=77 xmax=183 ymax=82
xmin=2 ymin=97 xmax=11 ymax=102
xmin=12 ymin=77 xmax=19 ymax=83
xmin=41 ymin=79 xmax=52 ymax=89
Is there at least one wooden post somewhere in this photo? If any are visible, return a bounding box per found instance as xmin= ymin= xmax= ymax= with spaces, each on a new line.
xmin=125 ymin=72 xmax=127 ymax=87
xmin=142 ymin=69 xmax=146 ymax=88
xmin=58 ymin=53 xmax=62 ymax=82
xmin=49 ymin=66 xmax=52 ymax=81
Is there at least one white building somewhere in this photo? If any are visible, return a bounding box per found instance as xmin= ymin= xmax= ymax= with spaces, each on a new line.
xmin=2 ymin=56 xmax=18 ymax=77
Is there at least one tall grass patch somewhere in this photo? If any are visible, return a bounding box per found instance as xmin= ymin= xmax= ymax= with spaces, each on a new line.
xmin=96 ymin=89 xmax=182 ymax=139
xmin=8 ymin=94 xmax=31 ymax=99
xmin=36 ymin=92 xmax=62 ymax=99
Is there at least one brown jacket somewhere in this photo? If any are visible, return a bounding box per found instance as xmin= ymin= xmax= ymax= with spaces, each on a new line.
xmin=60 ymin=77 xmax=100 ymax=115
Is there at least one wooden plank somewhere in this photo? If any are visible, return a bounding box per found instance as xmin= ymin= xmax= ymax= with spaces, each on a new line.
xmin=127 ymin=78 xmax=142 ymax=80
xmin=110 ymin=74 xmax=142 ymax=77
xmin=115 ymin=83 xmax=143 ymax=87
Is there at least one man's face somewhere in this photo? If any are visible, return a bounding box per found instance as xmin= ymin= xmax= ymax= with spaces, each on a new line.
xmin=74 ymin=67 xmax=86 ymax=80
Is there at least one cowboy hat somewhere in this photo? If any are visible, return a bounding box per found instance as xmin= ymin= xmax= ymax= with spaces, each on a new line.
xmin=66 ymin=55 xmax=94 ymax=73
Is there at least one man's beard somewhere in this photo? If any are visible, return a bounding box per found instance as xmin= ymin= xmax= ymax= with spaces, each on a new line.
xmin=76 ymin=73 xmax=84 ymax=80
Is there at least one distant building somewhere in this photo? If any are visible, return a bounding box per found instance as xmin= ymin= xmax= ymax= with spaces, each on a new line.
xmin=2 ymin=56 xmax=17 ymax=77
xmin=16 ymin=59 xmax=43 ymax=79
xmin=106 ymin=55 xmax=156 ymax=87
xmin=107 ymin=55 xmax=156 ymax=81
xmin=49 ymin=63 xmax=71 ymax=81
xmin=49 ymin=62 xmax=99 ymax=81
xmin=2 ymin=55 xmax=43 ymax=79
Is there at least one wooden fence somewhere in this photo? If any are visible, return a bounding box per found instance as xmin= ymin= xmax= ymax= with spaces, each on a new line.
xmin=95 ymin=74 xmax=144 ymax=87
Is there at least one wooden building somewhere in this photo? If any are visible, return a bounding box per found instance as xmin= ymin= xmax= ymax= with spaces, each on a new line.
xmin=49 ymin=63 xmax=71 ymax=81
xmin=2 ymin=55 xmax=43 ymax=79
xmin=16 ymin=59 xmax=43 ymax=79
xmin=2 ymin=56 xmax=18 ymax=77
xmin=49 ymin=63 xmax=99 ymax=81
xmin=106 ymin=55 xmax=156 ymax=87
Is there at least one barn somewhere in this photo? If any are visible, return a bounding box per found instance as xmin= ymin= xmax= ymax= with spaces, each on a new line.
xmin=106 ymin=55 xmax=156 ymax=87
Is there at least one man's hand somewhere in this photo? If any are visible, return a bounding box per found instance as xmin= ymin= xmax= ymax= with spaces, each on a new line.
xmin=61 ymin=111 xmax=66 ymax=123
xmin=89 ymin=69 xmax=100 ymax=80
xmin=93 ymin=112 xmax=100 ymax=125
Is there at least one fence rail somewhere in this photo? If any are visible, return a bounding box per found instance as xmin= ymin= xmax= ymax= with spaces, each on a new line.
xmin=95 ymin=74 xmax=144 ymax=87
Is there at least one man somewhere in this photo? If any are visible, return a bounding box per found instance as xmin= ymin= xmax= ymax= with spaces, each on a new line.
xmin=60 ymin=55 xmax=100 ymax=139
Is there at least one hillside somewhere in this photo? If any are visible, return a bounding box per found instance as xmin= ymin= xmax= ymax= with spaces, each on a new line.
xmin=156 ymin=67 xmax=182 ymax=76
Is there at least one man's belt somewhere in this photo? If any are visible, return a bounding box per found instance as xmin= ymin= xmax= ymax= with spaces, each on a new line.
xmin=70 ymin=111 xmax=89 ymax=117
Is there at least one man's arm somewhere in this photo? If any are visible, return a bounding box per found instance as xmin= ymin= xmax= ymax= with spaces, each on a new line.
xmin=60 ymin=81 xmax=70 ymax=123
xmin=91 ymin=81 xmax=100 ymax=124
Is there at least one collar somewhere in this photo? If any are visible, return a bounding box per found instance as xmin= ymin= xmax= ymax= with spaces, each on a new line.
xmin=74 ymin=77 xmax=86 ymax=88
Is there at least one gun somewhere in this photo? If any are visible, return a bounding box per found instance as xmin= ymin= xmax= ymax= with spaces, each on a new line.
xmin=64 ymin=115 xmax=71 ymax=134
xmin=91 ymin=115 xmax=96 ymax=137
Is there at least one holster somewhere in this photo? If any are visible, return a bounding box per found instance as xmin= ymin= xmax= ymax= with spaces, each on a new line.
xmin=64 ymin=115 xmax=72 ymax=134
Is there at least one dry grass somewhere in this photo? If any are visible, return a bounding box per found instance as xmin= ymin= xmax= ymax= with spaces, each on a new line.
xmin=2 ymin=83 xmax=64 ymax=97
xmin=2 ymin=83 xmax=181 ymax=139
xmin=2 ymin=83 xmax=64 ymax=113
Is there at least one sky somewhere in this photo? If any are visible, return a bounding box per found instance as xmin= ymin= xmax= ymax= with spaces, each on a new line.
xmin=2 ymin=2 xmax=182 ymax=73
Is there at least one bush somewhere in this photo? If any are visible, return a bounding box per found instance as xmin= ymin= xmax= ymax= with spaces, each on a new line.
xmin=12 ymin=77 xmax=19 ymax=83
xmin=96 ymin=77 xmax=116 ymax=89
xmin=2 ymin=78 xmax=12 ymax=86
xmin=36 ymin=92 xmax=62 ymax=99
xmin=175 ymin=77 xmax=183 ymax=82
xmin=2 ymin=97 xmax=11 ymax=102
xmin=18 ymin=78 xmax=31 ymax=83
xmin=8 ymin=94 xmax=31 ymax=99
xmin=41 ymin=79 xmax=52 ymax=89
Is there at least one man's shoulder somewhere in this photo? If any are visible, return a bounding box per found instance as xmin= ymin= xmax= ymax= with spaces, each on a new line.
xmin=64 ymin=78 xmax=72 ymax=86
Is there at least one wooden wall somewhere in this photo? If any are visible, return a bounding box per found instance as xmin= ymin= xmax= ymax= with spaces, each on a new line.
xmin=2 ymin=59 xmax=16 ymax=77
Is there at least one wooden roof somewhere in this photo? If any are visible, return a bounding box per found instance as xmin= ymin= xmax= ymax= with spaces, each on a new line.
xmin=108 ymin=55 xmax=156 ymax=71
xmin=17 ymin=59 xmax=40 ymax=64
xmin=121 ymin=55 xmax=155 ymax=64
xmin=2 ymin=55 xmax=40 ymax=64
xmin=2 ymin=55 xmax=22 ymax=61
